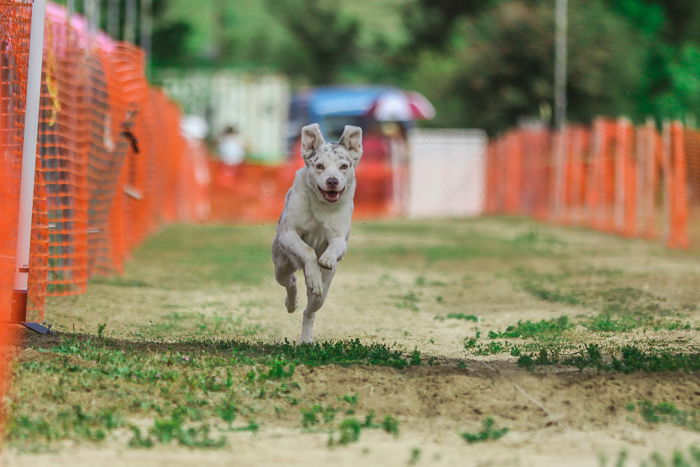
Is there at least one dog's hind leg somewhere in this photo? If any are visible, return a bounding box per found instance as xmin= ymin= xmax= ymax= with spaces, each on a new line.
xmin=300 ymin=268 xmax=335 ymax=344
xmin=274 ymin=259 xmax=298 ymax=313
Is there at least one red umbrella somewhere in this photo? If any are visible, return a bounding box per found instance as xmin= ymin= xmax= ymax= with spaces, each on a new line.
xmin=406 ymin=91 xmax=436 ymax=120
xmin=368 ymin=90 xmax=436 ymax=121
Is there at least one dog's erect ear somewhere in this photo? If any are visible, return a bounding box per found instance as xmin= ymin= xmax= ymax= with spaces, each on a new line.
xmin=339 ymin=125 xmax=363 ymax=164
xmin=301 ymin=123 xmax=325 ymax=162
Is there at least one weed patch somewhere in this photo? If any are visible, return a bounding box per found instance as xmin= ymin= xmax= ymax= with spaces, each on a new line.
xmin=488 ymin=316 xmax=573 ymax=339
xmin=459 ymin=417 xmax=508 ymax=443
xmin=445 ymin=313 xmax=479 ymax=322
xmin=637 ymin=444 xmax=700 ymax=467
xmin=517 ymin=344 xmax=700 ymax=373
xmin=629 ymin=401 xmax=700 ymax=432
xmin=520 ymin=281 xmax=581 ymax=306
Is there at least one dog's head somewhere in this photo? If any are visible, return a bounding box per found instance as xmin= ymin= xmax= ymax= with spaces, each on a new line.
xmin=300 ymin=123 xmax=363 ymax=204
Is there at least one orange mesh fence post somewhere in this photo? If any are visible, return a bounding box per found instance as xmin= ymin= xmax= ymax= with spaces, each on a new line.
xmin=551 ymin=127 xmax=566 ymax=222
xmin=668 ymin=121 xmax=689 ymax=248
xmin=613 ymin=119 xmax=625 ymax=234
xmin=483 ymin=142 xmax=496 ymax=214
xmin=519 ymin=129 xmax=536 ymax=217
xmin=635 ymin=121 xmax=656 ymax=238
xmin=660 ymin=122 xmax=673 ymax=245
xmin=487 ymin=141 xmax=503 ymax=214
xmin=504 ymin=131 xmax=522 ymax=214
xmin=684 ymin=128 xmax=700 ymax=206
xmin=562 ymin=126 xmax=575 ymax=223
xmin=644 ymin=121 xmax=663 ymax=238
xmin=586 ymin=118 xmax=604 ymax=230
xmin=601 ymin=119 xmax=616 ymax=232
xmin=537 ymin=129 xmax=553 ymax=220
xmin=498 ymin=136 xmax=509 ymax=213
xmin=612 ymin=118 xmax=636 ymax=236
xmin=622 ymin=122 xmax=637 ymax=237
xmin=561 ymin=125 xmax=582 ymax=224
xmin=494 ymin=137 xmax=506 ymax=213
xmin=683 ymin=127 xmax=700 ymax=247
xmin=569 ymin=126 xmax=588 ymax=225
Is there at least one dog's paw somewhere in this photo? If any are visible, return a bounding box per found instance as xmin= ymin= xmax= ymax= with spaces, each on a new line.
xmin=317 ymin=251 xmax=337 ymax=270
xmin=297 ymin=335 xmax=314 ymax=345
xmin=305 ymin=272 xmax=324 ymax=297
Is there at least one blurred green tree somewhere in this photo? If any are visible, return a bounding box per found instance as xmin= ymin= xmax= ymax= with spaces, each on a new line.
xmin=400 ymin=0 xmax=495 ymax=52
xmin=405 ymin=0 xmax=644 ymax=134
xmin=604 ymin=0 xmax=700 ymax=122
xmin=140 ymin=0 xmax=699 ymax=128
xmin=266 ymin=0 xmax=360 ymax=84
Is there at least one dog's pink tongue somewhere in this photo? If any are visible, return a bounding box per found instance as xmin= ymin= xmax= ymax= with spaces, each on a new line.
xmin=325 ymin=191 xmax=340 ymax=202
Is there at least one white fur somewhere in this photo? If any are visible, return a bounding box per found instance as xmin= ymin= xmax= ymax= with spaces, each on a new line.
xmin=272 ymin=124 xmax=363 ymax=343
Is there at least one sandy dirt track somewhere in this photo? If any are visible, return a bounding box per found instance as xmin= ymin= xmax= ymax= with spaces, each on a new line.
xmin=3 ymin=217 xmax=700 ymax=466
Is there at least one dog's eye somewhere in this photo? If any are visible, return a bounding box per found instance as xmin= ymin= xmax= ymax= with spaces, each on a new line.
xmin=340 ymin=163 xmax=349 ymax=170
xmin=315 ymin=163 xmax=324 ymax=170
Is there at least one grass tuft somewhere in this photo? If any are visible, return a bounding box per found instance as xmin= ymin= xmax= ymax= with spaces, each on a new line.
xmin=459 ymin=417 xmax=508 ymax=443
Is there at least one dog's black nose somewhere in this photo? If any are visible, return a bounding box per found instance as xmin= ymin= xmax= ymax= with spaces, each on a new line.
xmin=326 ymin=177 xmax=339 ymax=189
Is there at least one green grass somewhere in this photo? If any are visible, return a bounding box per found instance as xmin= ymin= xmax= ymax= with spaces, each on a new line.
xmin=297 ymin=396 xmax=399 ymax=446
xmin=514 ymin=269 xmax=692 ymax=333
xmin=327 ymin=412 xmax=400 ymax=446
xmin=516 ymin=344 xmax=700 ymax=373
xmin=353 ymin=222 xmax=563 ymax=264
xmin=13 ymin=218 xmax=700 ymax=460
xmin=638 ymin=445 xmax=700 ymax=467
xmin=8 ymin=334 xmax=417 ymax=450
xmin=445 ymin=313 xmax=479 ymax=322
xmin=459 ymin=417 xmax=509 ymax=443
xmin=519 ymin=281 xmax=582 ymax=306
xmin=130 ymin=224 xmax=274 ymax=287
xmin=628 ymin=400 xmax=700 ymax=431
xmin=488 ymin=316 xmax=573 ymax=339
xmin=139 ymin=311 xmax=263 ymax=338
xmin=90 ymin=276 xmax=151 ymax=288
xmin=395 ymin=291 xmax=421 ymax=311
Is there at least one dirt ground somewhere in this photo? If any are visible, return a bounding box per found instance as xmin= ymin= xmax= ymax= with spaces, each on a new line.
xmin=3 ymin=217 xmax=700 ymax=466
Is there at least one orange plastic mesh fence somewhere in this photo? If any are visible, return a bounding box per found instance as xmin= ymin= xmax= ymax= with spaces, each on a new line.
xmin=684 ymin=127 xmax=700 ymax=247
xmin=0 ymin=0 xmax=32 ymax=426
xmin=485 ymin=119 xmax=693 ymax=248
xmin=208 ymin=157 xmax=397 ymax=223
xmin=0 ymin=1 xmax=211 ymax=325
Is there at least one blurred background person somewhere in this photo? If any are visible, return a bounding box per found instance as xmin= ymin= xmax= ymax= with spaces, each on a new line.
xmin=217 ymin=125 xmax=246 ymax=166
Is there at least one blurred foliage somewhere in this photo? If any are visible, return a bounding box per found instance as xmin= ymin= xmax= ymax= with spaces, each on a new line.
xmin=405 ymin=1 xmax=645 ymax=132
xmin=265 ymin=0 xmax=360 ymax=84
xmin=143 ymin=0 xmax=700 ymax=133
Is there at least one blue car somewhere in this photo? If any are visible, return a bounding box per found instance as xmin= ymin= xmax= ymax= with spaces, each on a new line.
xmin=287 ymin=85 xmax=435 ymax=155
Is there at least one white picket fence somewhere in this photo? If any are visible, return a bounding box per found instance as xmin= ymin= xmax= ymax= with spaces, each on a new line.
xmin=158 ymin=70 xmax=290 ymax=162
xmin=407 ymin=129 xmax=487 ymax=218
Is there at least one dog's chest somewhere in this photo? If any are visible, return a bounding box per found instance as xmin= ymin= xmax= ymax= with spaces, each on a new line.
xmin=299 ymin=213 xmax=331 ymax=253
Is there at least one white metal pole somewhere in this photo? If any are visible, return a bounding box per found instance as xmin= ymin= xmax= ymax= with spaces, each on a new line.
xmin=86 ymin=0 xmax=97 ymax=44
xmin=125 ymin=0 xmax=136 ymax=44
xmin=554 ymin=0 xmax=567 ymax=131
xmin=12 ymin=0 xmax=47 ymax=320
xmin=140 ymin=0 xmax=152 ymax=56
xmin=107 ymin=0 xmax=119 ymax=39
xmin=552 ymin=0 xmax=568 ymax=219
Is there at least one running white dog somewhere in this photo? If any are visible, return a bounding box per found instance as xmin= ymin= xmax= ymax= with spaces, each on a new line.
xmin=271 ymin=123 xmax=363 ymax=343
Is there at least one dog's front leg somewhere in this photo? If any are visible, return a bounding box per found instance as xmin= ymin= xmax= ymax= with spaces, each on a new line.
xmin=318 ymin=237 xmax=347 ymax=270
xmin=279 ymin=230 xmax=324 ymax=297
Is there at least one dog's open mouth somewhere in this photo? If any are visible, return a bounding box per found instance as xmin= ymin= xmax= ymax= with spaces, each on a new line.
xmin=318 ymin=186 xmax=345 ymax=203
